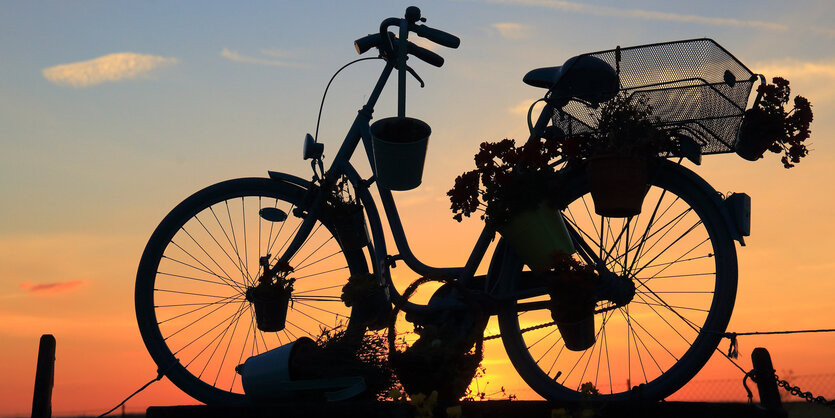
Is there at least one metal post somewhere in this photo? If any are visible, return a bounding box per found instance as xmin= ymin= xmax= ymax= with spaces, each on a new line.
xmin=751 ymin=347 xmax=784 ymax=415
xmin=32 ymin=334 xmax=56 ymax=418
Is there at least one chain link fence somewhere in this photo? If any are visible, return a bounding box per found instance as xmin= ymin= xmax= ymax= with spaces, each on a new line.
xmin=667 ymin=373 xmax=835 ymax=404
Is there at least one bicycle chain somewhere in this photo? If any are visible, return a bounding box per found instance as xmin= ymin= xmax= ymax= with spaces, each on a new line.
xmin=775 ymin=373 xmax=835 ymax=409
xmin=483 ymin=321 xmax=557 ymax=341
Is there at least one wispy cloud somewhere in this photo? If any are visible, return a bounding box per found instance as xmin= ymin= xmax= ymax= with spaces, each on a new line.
xmin=491 ymin=22 xmax=534 ymax=40
xmin=42 ymin=53 xmax=178 ymax=87
xmin=483 ymin=0 xmax=788 ymax=31
xmin=19 ymin=280 xmax=88 ymax=294
xmin=220 ymin=48 xmax=307 ymax=68
xmin=753 ymin=58 xmax=835 ymax=102
xmin=755 ymin=58 xmax=835 ymax=79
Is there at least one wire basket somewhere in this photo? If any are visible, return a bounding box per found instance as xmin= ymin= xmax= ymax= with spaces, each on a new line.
xmin=549 ymin=38 xmax=758 ymax=156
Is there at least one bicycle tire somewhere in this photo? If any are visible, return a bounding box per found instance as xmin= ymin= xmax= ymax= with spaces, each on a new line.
xmin=135 ymin=177 xmax=370 ymax=404
xmin=496 ymin=160 xmax=738 ymax=401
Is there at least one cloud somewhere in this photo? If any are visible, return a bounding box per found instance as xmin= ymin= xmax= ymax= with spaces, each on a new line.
xmin=482 ymin=0 xmax=788 ymax=31
xmin=753 ymin=58 xmax=835 ymax=102
xmin=220 ymin=48 xmax=307 ymax=68
xmin=754 ymin=58 xmax=835 ymax=80
xmin=42 ymin=53 xmax=178 ymax=87
xmin=20 ymin=280 xmax=88 ymax=294
xmin=492 ymin=22 xmax=534 ymax=40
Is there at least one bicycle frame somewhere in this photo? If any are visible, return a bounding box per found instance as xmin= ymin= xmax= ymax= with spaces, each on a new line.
xmin=267 ymin=49 xmax=613 ymax=318
xmin=271 ymin=58 xmax=503 ymax=313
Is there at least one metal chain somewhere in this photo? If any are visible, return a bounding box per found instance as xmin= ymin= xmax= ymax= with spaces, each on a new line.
xmin=483 ymin=321 xmax=556 ymax=341
xmin=774 ymin=373 xmax=835 ymax=409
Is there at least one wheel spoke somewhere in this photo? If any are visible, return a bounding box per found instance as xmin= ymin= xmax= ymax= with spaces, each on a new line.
xmin=137 ymin=179 xmax=363 ymax=401
xmin=498 ymin=166 xmax=736 ymax=401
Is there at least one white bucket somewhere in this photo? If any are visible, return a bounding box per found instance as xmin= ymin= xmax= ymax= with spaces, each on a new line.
xmin=239 ymin=337 xmax=315 ymax=400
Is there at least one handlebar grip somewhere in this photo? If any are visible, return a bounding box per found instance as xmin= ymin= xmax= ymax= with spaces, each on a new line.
xmin=408 ymin=42 xmax=444 ymax=67
xmin=414 ymin=25 xmax=460 ymax=49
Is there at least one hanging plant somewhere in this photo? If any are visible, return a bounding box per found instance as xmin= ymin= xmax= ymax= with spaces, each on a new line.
xmin=447 ymin=137 xmax=563 ymax=227
xmin=447 ymin=137 xmax=576 ymax=269
xmin=736 ymin=76 xmax=813 ymax=168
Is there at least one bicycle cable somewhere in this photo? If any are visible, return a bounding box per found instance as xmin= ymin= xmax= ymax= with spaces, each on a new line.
xmin=314 ymin=57 xmax=383 ymax=143
xmin=526 ymin=98 xmax=547 ymax=136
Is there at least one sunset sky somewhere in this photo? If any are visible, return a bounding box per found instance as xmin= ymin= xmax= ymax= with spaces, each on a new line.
xmin=2 ymin=1 xmax=835 ymax=416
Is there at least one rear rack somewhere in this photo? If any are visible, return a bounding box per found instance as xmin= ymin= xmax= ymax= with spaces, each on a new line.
xmin=548 ymin=38 xmax=759 ymax=156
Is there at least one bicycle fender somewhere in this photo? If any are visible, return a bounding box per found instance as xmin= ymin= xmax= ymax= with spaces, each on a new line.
xmin=267 ymin=171 xmax=312 ymax=191
xmin=659 ymin=161 xmax=747 ymax=246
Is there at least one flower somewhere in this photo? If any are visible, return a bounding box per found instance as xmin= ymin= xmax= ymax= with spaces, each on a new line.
xmin=447 ymin=137 xmax=562 ymax=226
xmin=750 ymin=77 xmax=813 ymax=168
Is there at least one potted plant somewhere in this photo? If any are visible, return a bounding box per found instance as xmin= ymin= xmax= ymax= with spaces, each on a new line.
xmin=247 ymin=257 xmax=295 ymax=332
xmin=341 ymin=273 xmax=390 ymax=331
xmin=571 ymin=93 xmax=675 ymax=217
xmin=388 ymin=323 xmax=484 ymax=405
xmin=325 ymin=176 xmax=370 ymax=251
xmin=546 ymin=252 xmax=599 ymax=351
xmin=735 ymin=76 xmax=813 ymax=168
xmin=447 ymin=137 xmax=574 ymax=271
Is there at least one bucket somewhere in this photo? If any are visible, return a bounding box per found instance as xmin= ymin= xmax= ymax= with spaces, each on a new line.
xmin=554 ymin=315 xmax=596 ymax=351
xmin=587 ymin=155 xmax=648 ymax=218
xmin=251 ymin=290 xmax=291 ymax=332
xmin=370 ymin=117 xmax=430 ymax=191
xmin=497 ymin=204 xmax=575 ymax=271
xmin=239 ymin=337 xmax=316 ymax=401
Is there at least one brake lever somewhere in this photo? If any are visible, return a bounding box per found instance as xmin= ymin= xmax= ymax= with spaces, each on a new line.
xmin=406 ymin=65 xmax=425 ymax=88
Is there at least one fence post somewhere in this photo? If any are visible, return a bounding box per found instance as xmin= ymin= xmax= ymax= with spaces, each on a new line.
xmin=751 ymin=347 xmax=786 ymax=416
xmin=31 ymin=334 xmax=56 ymax=418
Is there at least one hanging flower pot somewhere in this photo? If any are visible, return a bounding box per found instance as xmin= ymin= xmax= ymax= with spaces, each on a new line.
xmin=546 ymin=254 xmax=598 ymax=351
xmin=735 ymin=107 xmax=778 ymax=161
xmin=341 ymin=273 xmax=390 ymax=331
xmin=734 ymin=77 xmax=813 ymax=168
xmin=248 ymin=286 xmax=292 ymax=332
xmin=370 ymin=117 xmax=431 ymax=191
xmin=553 ymin=311 xmax=596 ymax=351
xmin=497 ymin=204 xmax=575 ymax=271
xmin=587 ymin=154 xmax=649 ymax=217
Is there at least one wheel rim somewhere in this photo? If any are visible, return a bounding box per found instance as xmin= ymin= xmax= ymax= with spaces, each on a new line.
xmin=136 ymin=179 xmax=368 ymax=403
xmin=498 ymin=164 xmax=737 ymax=401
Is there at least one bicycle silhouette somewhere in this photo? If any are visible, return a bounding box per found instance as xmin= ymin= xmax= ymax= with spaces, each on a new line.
xmin=135 ymin=6 xmax=759 ymax=404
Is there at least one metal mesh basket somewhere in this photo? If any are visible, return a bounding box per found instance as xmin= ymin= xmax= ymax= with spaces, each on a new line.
xmin=548 ymin=38 xmax=758 ymax=156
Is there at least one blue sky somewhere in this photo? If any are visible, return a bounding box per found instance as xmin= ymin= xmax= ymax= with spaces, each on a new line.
xmin=1 ymin=1 xmax=834 ymax=414
xmin=3 ymin=0 xmax=834 ymax=237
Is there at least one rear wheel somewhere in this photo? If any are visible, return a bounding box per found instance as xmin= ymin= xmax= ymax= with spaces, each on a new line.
xmin=135 ymin=177 xmax=369 ymax=404
xmin=497 ymin=162 xmax=738 ymax=401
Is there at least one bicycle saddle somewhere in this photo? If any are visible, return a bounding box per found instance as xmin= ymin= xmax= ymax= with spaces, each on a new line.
xmin=524 ymin=54 xmax=620 ymax=106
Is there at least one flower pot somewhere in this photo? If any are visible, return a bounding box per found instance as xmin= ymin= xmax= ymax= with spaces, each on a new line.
xmin=390 ymin=350 xmax=481 ymax=404
xmin=554 ymin=315 xmax=596 ymax=351
xmin=587 ymin=155 xmax=648 ymax=217
xmin=351 ymin=289 xmax=390 ymax=331
xmin=251 ymin=290 xmax=291 ymax=332
xmin=734 ymin=108 xmax=775 ymax=161
xmin=333 ymin=204 xmax=370 ymax=250
xmin=497 ymin=204 xmax=575 ymax=271
xmin=370 ymin=117 xmax=431 ymax=191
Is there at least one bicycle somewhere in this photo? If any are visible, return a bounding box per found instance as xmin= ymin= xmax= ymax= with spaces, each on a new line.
xmin=135 ymin=6 xmax=760 ymax=405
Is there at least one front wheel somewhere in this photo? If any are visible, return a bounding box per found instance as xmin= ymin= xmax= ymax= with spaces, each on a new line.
xmin=135 ymin=177 xmax=370 ymax=404
xmin=497 ymin=161 xmax=738 ymax=401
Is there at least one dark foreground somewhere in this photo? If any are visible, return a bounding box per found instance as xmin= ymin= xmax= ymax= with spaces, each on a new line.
xmin=145 ymin=400 xmax=801 ymax=418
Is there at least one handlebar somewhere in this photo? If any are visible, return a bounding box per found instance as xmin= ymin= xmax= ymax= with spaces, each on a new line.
xmin=353 ymin=7 xmax=459 ymax=67
xmin=413 ymin=25 xmax=460 ymax=49
xmin=355 ymin=32 xmax=445 ymax=67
